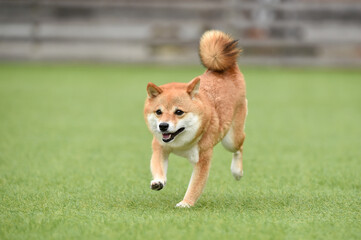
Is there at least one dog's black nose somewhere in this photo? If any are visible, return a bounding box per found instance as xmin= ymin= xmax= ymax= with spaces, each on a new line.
xmin=159 ymin=122 xmax=169 ymax=132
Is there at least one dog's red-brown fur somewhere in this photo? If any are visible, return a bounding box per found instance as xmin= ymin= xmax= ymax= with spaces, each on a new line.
xmin=144 ymin=30 xmax=247 ymax=207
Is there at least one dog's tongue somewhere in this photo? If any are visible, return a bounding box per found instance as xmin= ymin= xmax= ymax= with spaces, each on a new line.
xmin=162 ymin=133 xmax=171 ymax=140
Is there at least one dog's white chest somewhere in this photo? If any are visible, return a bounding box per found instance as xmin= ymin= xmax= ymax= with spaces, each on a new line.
xmin=173 ymin=145 xmax=199 ymax=164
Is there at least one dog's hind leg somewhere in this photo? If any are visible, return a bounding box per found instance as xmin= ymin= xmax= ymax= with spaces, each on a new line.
xmin=222 ymin=101 xmax=247 ymax=180
xmin=223 ymin=130 xmax=245 ymax=181
xmin=230 ymin=139 xmax=245 ymax=180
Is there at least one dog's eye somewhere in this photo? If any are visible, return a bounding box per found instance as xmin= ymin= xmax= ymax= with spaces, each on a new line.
xmin=174 ymin=110 xmax=184 ymax=116
xmin=155 ymin=109 xmax=162 ymax=115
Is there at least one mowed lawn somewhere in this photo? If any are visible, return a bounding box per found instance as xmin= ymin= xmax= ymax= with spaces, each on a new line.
xmin=0 ymin=64 xmax=360 ymax=240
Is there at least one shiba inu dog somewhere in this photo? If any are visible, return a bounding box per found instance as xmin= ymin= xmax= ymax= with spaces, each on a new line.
xmin=144 ymin=30 xmax=247 ymax=208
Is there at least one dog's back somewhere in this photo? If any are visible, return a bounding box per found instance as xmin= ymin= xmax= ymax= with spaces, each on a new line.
xmin=198 ymin=30 xmax=247 ymax=141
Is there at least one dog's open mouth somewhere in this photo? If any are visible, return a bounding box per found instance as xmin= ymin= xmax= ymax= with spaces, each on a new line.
xmin=162 ymin=127 xmax=185 ymax=143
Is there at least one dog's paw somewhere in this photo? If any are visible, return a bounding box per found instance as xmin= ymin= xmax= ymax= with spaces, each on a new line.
xmin=150 ymin=179 xmax=165 ymax=191
xmin=232 ymin=170 xmax=244 ymax=181
xmin=175 ymin=201 xmax=191 ymax=208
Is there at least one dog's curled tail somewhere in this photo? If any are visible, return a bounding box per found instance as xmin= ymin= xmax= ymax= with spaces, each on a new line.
xmin=199 ymin=30 xmax=242 ymax=72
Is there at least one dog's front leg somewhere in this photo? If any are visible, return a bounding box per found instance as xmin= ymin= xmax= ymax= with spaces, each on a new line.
xmin=150 ymin=138 xmax=169 ymax=191
xmin=176 ymin=149 xmax=212 ymax=208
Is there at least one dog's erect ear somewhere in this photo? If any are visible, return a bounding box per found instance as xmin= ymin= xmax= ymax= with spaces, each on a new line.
xmin=147 ymin=82 xmax=163 ymax=98
xmin=187 ymin=77 xmax=200 ymax=98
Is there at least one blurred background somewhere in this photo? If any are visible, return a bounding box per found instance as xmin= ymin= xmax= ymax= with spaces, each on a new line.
xmin=0 ymin=0 xmax=361 ymax=67
xmin=1 ymin=1 xmax=361 ymax=238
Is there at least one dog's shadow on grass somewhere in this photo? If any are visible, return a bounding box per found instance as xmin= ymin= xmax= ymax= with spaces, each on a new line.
xmin=194 ymin=191 xmax=321 ymax=213
xmin=121 ymin=190 xmax=310 ymax=212
xmin=121 ymin=191 xmax=184 ymax=211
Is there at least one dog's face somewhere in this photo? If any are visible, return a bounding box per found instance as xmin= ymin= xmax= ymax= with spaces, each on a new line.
xmin=144 ymin=78 xmax=203 ymax=148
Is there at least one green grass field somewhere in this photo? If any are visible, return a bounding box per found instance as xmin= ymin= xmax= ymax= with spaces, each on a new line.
xmin=0 ymin=64 xmax=360 ymax=239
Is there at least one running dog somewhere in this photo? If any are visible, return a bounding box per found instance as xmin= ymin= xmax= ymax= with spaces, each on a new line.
xmin=144 ymin=30 xmax=247 ymax=207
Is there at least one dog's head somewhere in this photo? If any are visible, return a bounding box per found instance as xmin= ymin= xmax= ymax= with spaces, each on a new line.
xmin=144 ymin=77 xmax=204 ymax=148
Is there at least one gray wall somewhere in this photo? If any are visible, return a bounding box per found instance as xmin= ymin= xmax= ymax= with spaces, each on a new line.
xmin=1 ymin=0 xmax=361 ymax=67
